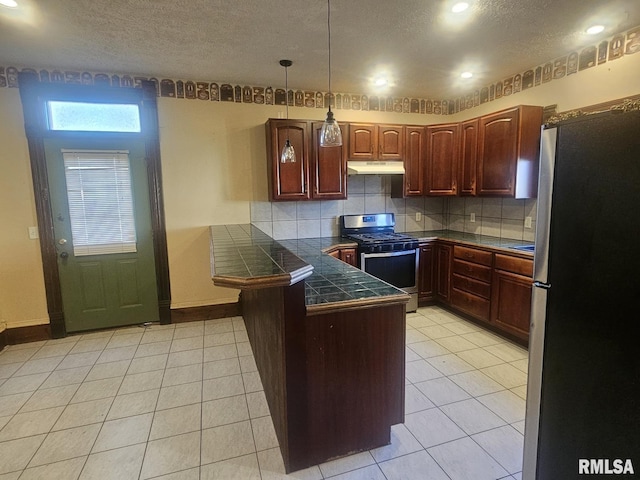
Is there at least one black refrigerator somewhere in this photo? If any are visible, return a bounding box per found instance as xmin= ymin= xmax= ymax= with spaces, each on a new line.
xmin=523 ymin=108 xmax=640 ymax=479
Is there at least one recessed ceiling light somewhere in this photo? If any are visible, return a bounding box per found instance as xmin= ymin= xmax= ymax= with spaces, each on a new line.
xmin=586 ymin=25 xmax=605 ymax=35
xmin=0 ymin=0 xmax=18 ymax=7
xmin=451 ymin=2 xmax=469 ymax=13
xmin=461 ymin=71 xmax=473 ymax=79
xmin=374 ymin=77 xmax=388 ymax=87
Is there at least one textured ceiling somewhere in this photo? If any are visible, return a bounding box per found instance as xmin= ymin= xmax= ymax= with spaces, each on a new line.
xmin=1 ymin=0 xmax=639 ymax=98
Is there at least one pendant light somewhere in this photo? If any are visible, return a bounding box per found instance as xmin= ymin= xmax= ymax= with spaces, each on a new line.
xmin=319 ymin=0 xmax=343 ymax=147
xmin=280 ymin=59 xmax=296 ymax=163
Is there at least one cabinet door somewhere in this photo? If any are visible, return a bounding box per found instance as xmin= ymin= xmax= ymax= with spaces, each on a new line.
xmin=435 ymin=243 xmax=452 ymax=303
xmin=425 ymin=123 xmax=459 ymax=196
xmin=339 ymin=248 xmax=358 ymax=266
xmin=491 ymin=269 xmax=532 ymax=340
xmin=267 ymin=120 xmax=310 ymax=201
xmin=477 ymin=107 xmax=519 ymax=196
xmin=418 ymin=243 xmax=434 ymax=300
xmin=348 ymin=123 xmax=377 ymax=160
xmin=379 ymin=125 xmax=404 ymax=160
xmin=404 ymin=126 xmax=426 ymax=196
xmin=311 ymin=122 xmax=347 ymax=199
xmin=459 ymin=118 xmax=478 ymax=196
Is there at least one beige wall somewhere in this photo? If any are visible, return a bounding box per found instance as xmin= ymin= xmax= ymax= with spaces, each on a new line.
xmin=0 ymin=89 xmax=48 ymax=329
xmin=0 ymin=50 xmax=638 ymax=329
xmin=449 ymin=51 xmax=640 ymax=121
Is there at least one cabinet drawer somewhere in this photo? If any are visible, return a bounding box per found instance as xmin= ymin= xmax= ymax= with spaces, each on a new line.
xmin=453 ymin=245 xmax=493 ymax=266
xmin=451 ymin=288 xmax=490 ymax=321
xmin=494 ymin=253 xmax=533 ymax=277
xmin=452 ymin=273 xmax=491 ymax=299
xmin=452 ymin=259 xmax=492 ymax=283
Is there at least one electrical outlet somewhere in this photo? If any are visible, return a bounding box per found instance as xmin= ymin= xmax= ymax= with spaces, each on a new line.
xmin=28 ymin=226 xmax=39 ymax=239
xmin=525 ymin=216 xmax=532 ymax=229
xmin=415 ymin=212 xmax=422 ymax=222
xmin=470 ymin=213 xmax=476 ymax=223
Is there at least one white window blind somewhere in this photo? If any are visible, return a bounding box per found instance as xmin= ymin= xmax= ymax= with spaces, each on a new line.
xmin=62 ymin=150 xmax=137 ymax=256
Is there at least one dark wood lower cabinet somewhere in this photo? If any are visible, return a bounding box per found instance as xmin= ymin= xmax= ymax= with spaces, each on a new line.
xmin=327 ymin=247 xmax=358 ymax=267
xmin=419 ymin=242 xmax=532 ymax=344
xmin=242 ymin=281 xmax=405 ymax=473
xmin=418 ymin=243 xmax=434 ymax=301
xmin=435 ymin=243 xmax=452 ymax=304
xmin=491 ymin=254 xmax=534 ymax=341
xmin=339 ymin=248 xmax=357 ymax=266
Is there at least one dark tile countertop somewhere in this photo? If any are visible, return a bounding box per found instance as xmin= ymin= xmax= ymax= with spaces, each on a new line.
xmin=408 ymin=230 xmax=535 ymax=256
xmin=210 ymin=225 xmax=409 ymax=313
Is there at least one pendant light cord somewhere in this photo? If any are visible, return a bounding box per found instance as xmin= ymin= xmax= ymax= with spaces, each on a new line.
xmin=285 ymin=64 xmax=290 ymax=123
xmin=327 ymin=0 xmax=332 ymax=111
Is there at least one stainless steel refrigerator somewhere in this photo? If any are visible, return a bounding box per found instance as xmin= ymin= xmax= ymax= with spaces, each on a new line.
xmin=523 ymin=108 xmax=640 ymax=479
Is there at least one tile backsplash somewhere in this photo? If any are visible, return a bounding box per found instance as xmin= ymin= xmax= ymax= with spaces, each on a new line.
xmin=251 ymin=176 xmax=536 ymax=241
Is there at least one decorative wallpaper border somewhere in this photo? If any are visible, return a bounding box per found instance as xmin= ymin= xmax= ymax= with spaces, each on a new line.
xmin=1 ymin=26 xmax=638 ymax=116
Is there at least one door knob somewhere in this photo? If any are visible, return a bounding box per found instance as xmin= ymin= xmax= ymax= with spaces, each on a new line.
xmin=60 ymin=251 xmax=69 ymax=259
xmin=58 ymin=238 xmax=67 ymax=245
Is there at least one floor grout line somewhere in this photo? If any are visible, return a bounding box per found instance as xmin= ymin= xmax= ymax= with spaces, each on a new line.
xmin=0 ymin=306 xmax=527 ymax=479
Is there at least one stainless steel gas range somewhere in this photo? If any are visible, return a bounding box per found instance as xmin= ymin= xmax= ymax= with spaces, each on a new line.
xmin=340 ymin=213 xmax=419 ymax=312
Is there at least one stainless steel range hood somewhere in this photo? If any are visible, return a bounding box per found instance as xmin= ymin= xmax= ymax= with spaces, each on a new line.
xmin=347 ymin=161 xmax=405 ymax=175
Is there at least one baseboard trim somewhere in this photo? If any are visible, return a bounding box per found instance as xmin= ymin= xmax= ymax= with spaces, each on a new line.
xmin=171 ymin=302 xmax=242 ymax=324
xmin=3 ymin=324 xmax=52 ymax=346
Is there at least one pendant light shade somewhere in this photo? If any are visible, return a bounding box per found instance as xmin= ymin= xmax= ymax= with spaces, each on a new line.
xmin=320 ymin=108 xmax=342 ymax=147
xmin=279 ymin=59 xmax=296 ymax=163
xmin=320 ymin=0 xmax=342 ymax=147
xmin=281 ymin=138 xmax=296 ymax=163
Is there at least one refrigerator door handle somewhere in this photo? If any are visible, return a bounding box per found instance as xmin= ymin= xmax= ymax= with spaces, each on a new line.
xmin=533 ymin=281 xmax=551 ymax=289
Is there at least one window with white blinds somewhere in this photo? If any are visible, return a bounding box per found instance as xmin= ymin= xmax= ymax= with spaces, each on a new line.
xmin=62 ymin=150 xmax=137 ymax=256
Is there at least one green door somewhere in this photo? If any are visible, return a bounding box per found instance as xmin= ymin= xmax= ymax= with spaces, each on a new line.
xmin=44 ymin=138 xmax=159 ymax=333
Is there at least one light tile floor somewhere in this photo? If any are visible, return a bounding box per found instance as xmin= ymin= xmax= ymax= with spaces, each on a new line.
xmin=0 ymin=305 xmax=527 ymax=480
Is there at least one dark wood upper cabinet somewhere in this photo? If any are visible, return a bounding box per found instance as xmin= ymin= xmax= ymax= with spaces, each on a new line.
xmin=459 ymin=118 xmax=478 ymax=196
xmin=348 ymin=123 xmax=403 ymax=160
xmin=349 ymin=123 xmax=377 ymax=159
xmin=266 ymin=119 xmax=311 ymax=201
xmin=267 ymin=119 xmax=347 ymax=201
xmin=402 ymin=126 xmax=426 ymax=196
xmin=378 ymin=125 xmax=404 ymax=160
xmin=311 ymin=122 xmax=348 ymax=200
xmin=425 ymin=123 xmax=459 ymax=196
xmin=477 ymin=105 xmax=543 ymax=197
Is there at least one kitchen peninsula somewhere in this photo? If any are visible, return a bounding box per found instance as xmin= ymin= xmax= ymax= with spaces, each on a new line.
xmin=209 ymin=224 xmax=409 ymax=473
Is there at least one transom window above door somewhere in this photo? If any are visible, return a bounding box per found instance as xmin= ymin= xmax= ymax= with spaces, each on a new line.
xmin=47 ymin=101 xmax=141 ymax=132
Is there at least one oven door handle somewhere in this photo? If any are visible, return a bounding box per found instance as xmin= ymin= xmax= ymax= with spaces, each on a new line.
xmin=361 ymin=249 xmax=417 ymax=258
